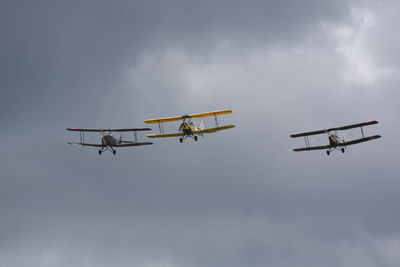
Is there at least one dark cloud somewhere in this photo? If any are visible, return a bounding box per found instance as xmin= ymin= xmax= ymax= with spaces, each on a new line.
xmin=1 ymin=0 xmax=352 ymax=123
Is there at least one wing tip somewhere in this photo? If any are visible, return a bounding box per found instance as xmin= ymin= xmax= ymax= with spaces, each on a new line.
xmin=369 ymin=135 xmax=381 ymax=140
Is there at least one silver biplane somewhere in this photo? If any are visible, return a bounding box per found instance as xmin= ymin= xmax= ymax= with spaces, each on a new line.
xmin=67 ymin=128 xmax=153 ymax=155
xmin=290 ymin=121 xmax=381 ymax=155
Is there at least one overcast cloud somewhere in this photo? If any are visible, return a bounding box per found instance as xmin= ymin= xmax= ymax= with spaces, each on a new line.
xmin=1 ymin=0 xmax=400 ymax=266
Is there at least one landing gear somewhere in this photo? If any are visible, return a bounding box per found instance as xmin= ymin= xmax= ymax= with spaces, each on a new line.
xmin=194 ymin=136 xmax=198 ymax=141
xmin=99 ymin=150 xmax=102 ymax=155
xmin=113 ymin=149 xmax=116 ymax=155
xmin=326 ymin=150 xmax=330 ymax=156
xmin=341 ymin=148 xmax=345 ymax=153
xmin=179 ymin=138 xmax=183 ymax=143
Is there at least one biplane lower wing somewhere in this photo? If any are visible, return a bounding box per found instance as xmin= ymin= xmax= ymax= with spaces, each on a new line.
xmin=293 ymin=145 xmax=332 ymax=152
xmin=68 ymin=142 xmax=102 ymax=147
xmin=293 ymin=135 xmax=381 ymax=151
xmin=341 ymin=135 xmax=381 ymax=146
xmin=68 ymin=142 xmax=153 ymax=147
xmin=114 ymin=142 xmax=153 ymax=147
xmin=147 ymin=132 xmax=186 ymax=138
xmin=194 ymin=125 xmax=235 ymax=134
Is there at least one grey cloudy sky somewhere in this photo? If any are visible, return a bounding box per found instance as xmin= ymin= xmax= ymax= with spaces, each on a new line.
xmin=1 ymin=0 xmax=400 ymax=266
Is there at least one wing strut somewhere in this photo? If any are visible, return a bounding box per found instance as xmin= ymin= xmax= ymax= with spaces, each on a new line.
xmin=304 ymin=136 xmax=310 ymax=148
xmin=158 ymin=122 xmax=165 ymax=134
xmin=361 ymin=126 xmax=364 ymax=138
xmin=79 ymin=131 xmax=85 ymax=144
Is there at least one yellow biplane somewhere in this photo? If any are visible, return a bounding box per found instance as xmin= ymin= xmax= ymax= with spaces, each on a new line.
xmin=144 ymin=109 xmax=235 ymax=143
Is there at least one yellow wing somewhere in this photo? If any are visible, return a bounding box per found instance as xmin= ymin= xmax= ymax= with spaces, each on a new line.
xmin=144 ymin=116 xmax=184 ymax=124
xmin=189 ymin=109 xmax=233 ymax=119
xmin=144 ymin=109 xmax=233 ymax=124
xmin=147 ymin=132 xmax=185 ymax=138
xmin=193 ymin=125 xmax=235 ymax=134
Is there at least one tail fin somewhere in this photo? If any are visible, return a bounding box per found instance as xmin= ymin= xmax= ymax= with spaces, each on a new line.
xmin=199 ymin=121 xmax=205 ymax=130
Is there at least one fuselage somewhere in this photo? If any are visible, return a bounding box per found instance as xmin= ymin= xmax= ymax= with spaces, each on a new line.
xmin=101 ymin=135 xmax=118 ymax=147
xmin=328 ymin=133 xmax=344 ymax=147
xmin=180 ymin=122 xmax=199 ymax=135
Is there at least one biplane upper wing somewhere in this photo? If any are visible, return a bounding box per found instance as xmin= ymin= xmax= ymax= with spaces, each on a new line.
xmin=144 ymin=110 xmax=233 ymax=124
xmin=293 ymin=145 xmax=333 ymax=152
xmin=188 ymin=109 xmax=233 ymax=119
xmin=147 ymin=132 xmax=186 ymax=138
xmin=329 ymin=120 xmax=378 ymax=131
xmin=194 ymin=125 xmax=236 ymax=134
xmin=67 ymin=128 xmax=151 ymax=132
xmin=144 ymin=116 xmax=184 ymax=124
xmin=290 ymin=129 xmax=327 ymax=138
xmin=341 ymin=135 xmax=381 ymax=146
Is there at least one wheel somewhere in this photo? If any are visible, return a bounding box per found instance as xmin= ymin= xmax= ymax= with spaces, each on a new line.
xmin=326 ymin=150 xmax=330 ymax=156
xmin=341 ymin=148 xmax=345 ymax=153
xmin=113 ymin=150 xmax=116 ymax=155
xmin=99 ymin=150 xmax=102 ymax=155
xmin=194 ymin=136 xmax=198 ymax=141
xmin=179 ymin=138 xmax=183 ymax=143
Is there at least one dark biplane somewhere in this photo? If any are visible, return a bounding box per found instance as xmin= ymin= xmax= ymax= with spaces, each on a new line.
xmin=290 ymin=121 xmax=381 ymax=155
